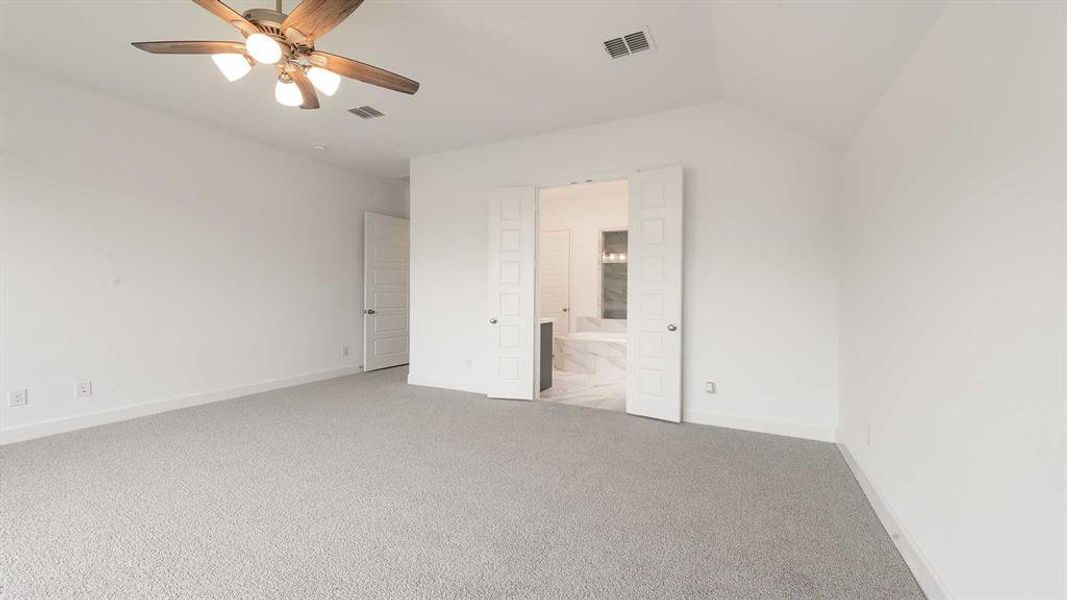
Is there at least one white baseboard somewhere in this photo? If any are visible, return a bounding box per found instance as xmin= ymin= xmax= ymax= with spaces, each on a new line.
xmin=838 ymin=442 xmax=951 ymax=599
xmin=0 ymin=366 xmax=360 ymax=446
xmin=402 ymin=379 xmax=835 ymax=443
xmin=683 ymin=409 xmax=837 ymax=442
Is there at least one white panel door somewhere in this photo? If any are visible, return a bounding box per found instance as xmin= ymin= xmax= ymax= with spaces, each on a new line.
xmin=626 ymin=166 xmax=683 ymax=422
xmin=487 ymin=186 xmax=537 ymax=400
xmin=363 ymin=212 xmax=409 ymax=371
xmin=539 ymin=230 xmax=571 ymax=334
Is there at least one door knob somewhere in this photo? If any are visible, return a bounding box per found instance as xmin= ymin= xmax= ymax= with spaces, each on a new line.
xmin=489 ymin=318 xmax=498 ymax=324
xmin=561 ymin=307 xmax=569 ymax=313
xmin=366 ymin=309 xmax=376 ymax=315
xmin=667 ymin=323 xmax=677 ymax=332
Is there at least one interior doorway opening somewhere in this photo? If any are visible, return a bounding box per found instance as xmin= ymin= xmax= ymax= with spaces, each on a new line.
xmin=537 ymin=179 xmax=629 ymax=412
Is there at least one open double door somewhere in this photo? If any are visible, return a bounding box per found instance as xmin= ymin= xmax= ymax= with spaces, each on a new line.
xmin=485 ymin=166 xmax=683 ymax=422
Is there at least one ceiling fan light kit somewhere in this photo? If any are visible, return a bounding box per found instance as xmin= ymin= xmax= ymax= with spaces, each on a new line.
xmin=210 ymin=53 xmax=253 ymax=81
xmin=133 ymin=0 xmax=419 ymax=110
xmin=307 ymin=66 xmax=341 ymax=96
xmin=275 ymin=77 xmax=304 ymax=106
xmin=244 ymin=32 xmax=284 ymax=64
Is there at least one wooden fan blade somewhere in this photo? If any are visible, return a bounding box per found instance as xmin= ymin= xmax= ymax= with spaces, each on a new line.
xmin=132 ymin=40 xmax=248 ymax=55
xmin=290 ymin=69 xmax=320 ymax=109
xmin=281 ymin=0 xmax=364 ymax=42
xmin=191 ymin=0 xmax=259 ymax=36
xmin=308 ymin=51 xmax=419 ymax=95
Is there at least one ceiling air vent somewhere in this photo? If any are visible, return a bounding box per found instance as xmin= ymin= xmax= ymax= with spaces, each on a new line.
xmin=348 ymin=105 xmax=384 ymax=119
xmin=603 ymin=29 xmax=653 ymax=59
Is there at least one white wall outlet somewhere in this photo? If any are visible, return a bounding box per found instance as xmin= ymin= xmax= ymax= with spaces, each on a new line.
xmin=342 ymin=345 xmax=350 ymax=357
xmin=705 ymin=381 xmax=716 ymax=394
xmin=76 ymin=381 xmax=92 ymax=399
xmin=866 ymin=424 xmax=873 ymax=448
xmin=8 ymin=389 xmax=28 ymax=407
xmin=466 ymin=358 xmax=474 ymax=369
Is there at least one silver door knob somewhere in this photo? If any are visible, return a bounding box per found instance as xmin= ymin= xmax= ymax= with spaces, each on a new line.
xmin=366 ymin=309 xmax=376 ymax=315
xmin=667 ymin=323 xmax=677 ymax=332
xmin=489 ymin=318 xmax=498 ymax=324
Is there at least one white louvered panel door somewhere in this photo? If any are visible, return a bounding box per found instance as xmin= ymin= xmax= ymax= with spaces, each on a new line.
xmin=487 ymin=187 xmax=537 ymax=400
xmin=626 ymin=166 xmax=683 ymax=422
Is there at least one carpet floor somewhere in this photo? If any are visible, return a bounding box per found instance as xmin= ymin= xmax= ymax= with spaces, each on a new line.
xmin=0 ymin=367 xmax=922 ymax=599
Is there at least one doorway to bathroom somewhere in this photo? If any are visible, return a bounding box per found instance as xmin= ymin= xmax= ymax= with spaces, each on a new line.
xmin=486 ymin=165 xmax=683 ymax=422
xmin=537 ymin=180 xmax=629 ymax=412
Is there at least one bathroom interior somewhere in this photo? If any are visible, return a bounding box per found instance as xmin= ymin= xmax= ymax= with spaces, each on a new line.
xmin=538 ymin=180 xmax=628 ymax=412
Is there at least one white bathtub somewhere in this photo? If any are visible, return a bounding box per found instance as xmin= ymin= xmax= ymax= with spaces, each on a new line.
xmin=553 ymin=329 xmax=626 ymax=381
xmin=561 ymin=330 xmax=626 ymax=341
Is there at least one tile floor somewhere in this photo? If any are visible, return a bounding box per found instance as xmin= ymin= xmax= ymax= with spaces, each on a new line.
xmin=540 ymin=370 xmax=625 ymax=412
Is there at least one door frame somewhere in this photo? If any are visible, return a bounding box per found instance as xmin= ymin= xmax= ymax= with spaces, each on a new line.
xmin=532 ymin=171 xmax=632 ymax=400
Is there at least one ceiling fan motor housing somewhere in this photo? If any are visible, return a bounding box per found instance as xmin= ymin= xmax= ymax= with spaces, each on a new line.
xmin=243 ymin=8 xmax=287 ymax=32
xmin=243 ymin=7 xmax=311 ymax=65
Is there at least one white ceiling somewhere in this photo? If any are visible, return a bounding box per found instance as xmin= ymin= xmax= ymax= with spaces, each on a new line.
xmin=712 ymin=1 xmax=943 ymax=146
xmin=0 ymin=1 xmax=943 ymax=178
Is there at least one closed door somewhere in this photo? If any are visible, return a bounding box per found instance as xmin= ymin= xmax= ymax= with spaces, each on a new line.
xmin=363 ymin=212 xmax=409 ymax=371
xmin=486 ymin=186 xmax=537 ymax=400
xmin=626 ymin=166 xmax=683 ymax=422
xmin=539 ymin=230 xmax=571 ymax=334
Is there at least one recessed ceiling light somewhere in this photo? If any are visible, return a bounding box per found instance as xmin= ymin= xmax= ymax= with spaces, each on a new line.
xmin=311 ymin=143 xmax=328 ymax=151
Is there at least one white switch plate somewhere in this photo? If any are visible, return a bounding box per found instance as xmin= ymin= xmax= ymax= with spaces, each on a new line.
xmin=705 ymin=381 xmax=716 ymax=394
xmin=8 ymin=389 xmax=28 ymax=407
xmin=76 ymin=381 xmax=92 ymax=399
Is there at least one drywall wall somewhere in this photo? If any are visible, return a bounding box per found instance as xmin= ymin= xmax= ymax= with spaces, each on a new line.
xmin=410 ymin=102 xmax=840 ymax=440
xmin=0 ymin=65 xmax=406 ymax=441
xmin=838 ymin=3 xmax=1065 ymax=597
xmin=539 ymin=180 xmax=628 ymax=329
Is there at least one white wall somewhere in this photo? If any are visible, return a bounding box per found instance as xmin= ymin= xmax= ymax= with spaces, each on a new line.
xmin=539 ymin=181 xmax=628 ymax=327
xmin=838 ymin=3 xmax=1065 ymax=597
xmin=0 ymin=65 xmax=406 ymax=442
xmin=410 ymin=102 xmax=840 ymax=441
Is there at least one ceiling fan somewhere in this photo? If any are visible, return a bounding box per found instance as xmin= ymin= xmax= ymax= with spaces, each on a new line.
xmin=132 ymin=0 xmax=419 ymax=109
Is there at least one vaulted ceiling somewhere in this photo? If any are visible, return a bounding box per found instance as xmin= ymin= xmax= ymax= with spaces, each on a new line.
xmin=0 ymin=1 xmax=943 ymax=177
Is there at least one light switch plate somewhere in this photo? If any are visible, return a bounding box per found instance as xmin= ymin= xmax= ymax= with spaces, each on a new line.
xmin=76 ymin=381 xmax=92 ymax=399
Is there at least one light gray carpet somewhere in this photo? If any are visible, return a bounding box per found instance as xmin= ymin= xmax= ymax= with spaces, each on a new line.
xmin=1 ymin=367 xmax=922 ymax=599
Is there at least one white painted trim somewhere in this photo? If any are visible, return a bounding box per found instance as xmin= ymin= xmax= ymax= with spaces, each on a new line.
xmin=0 ymin=366 xmax=360 ymax=446
xmin=683 ymin=408 xmax=836 ymax=442
xmin=838 ymin=442 xmax=952 ymax=599
xmin=538 ymin=170 xmax=631 ymax=190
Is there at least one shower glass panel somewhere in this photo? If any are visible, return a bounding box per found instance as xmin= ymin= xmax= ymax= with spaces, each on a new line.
xmin=601 ymin=229 xmax=628 ymax=319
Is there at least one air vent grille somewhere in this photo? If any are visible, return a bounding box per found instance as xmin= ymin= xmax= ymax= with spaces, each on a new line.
xmin=603 ymin=29 xmax=653 ymax=59
xmin=348 ymin=106 xmax=384 ymax=119
xmin=604 ymin=37 xmax=629 ymax=59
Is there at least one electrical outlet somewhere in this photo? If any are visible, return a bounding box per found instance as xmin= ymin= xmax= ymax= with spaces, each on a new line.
xmin=8 ymin=389 xmax=28 ymax=407
xmin=705 ymin=381 xmax=716 ymax=394
xmin=466 ymin=358 xmax=474 ymax=369
xmin=342 ymin=345 xmax=350 ymax=357
xmin=76 ymin=381 xmax=92 ymax=399
xmin=866 ymin=424 xmax=873 ymax=448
